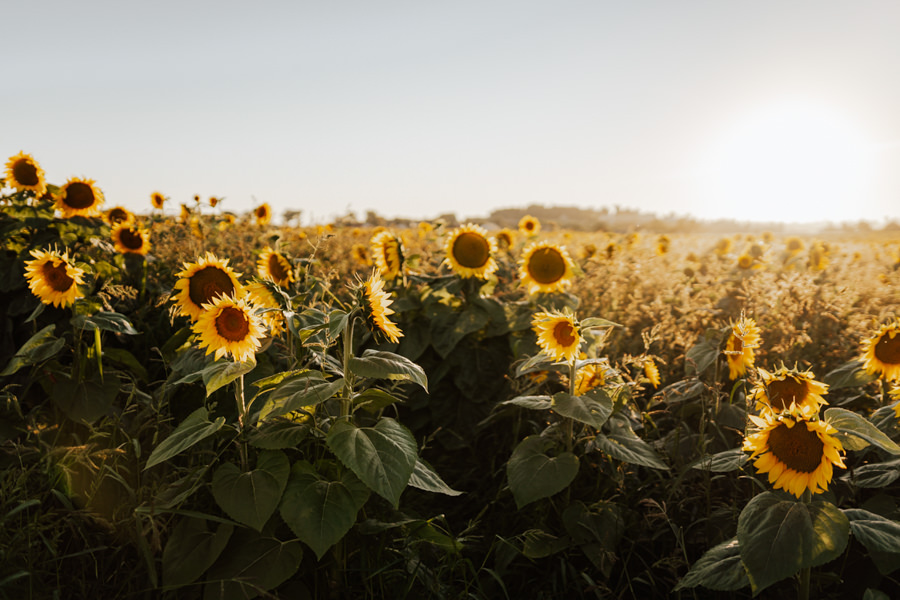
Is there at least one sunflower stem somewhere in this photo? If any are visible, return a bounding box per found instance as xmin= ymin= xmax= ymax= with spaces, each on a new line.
xmin=798 ymin=488 xmax=812 ymax=600
xmin=340 ymin=316 xmax=355 ymax=419
xmin=235 ymin=373 xmax=249 ymax=470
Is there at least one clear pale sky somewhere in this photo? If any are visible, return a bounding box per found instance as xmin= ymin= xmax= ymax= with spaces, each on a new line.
xmin=5 ymin=1 xmax=900 ymax=225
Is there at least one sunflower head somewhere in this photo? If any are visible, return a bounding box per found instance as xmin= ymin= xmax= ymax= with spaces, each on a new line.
xmin=24 ymin=248 xmax=86 ymax=308
xmin=150 ymin=191 xmax=166 ymax=210
xmin=360 ymin=272 xmax=403 ymax=344
xmin=724 ymin=316 xmax=761 ymax=380
xmin=518 ymin=215 xmax=541 ymax=236
xmin=861 ymin=321 xmax=900 ymax=382
xmin=245 ymin=281 xmax=285 ymax=336
xmin=256 ymin=248 xmax=294 ymax=287
xmin=495 ymin=228 xmax=515 ymax=250
xmin=55 ymin=177 xmax=105 ymax=218
xmin=370 ymin=230 xmax=404 ymax=281
xmin=173 ymin=253 xmax=243 ymax=321
xmin=532 ymin=310 xmax=581 ymax=363
xmin=785 ymin=236 xmax=804 ymax=255
xmin=417 ymin=221 xmax=434 ymax=239
xmin=208 ymin=196 xmax=220 ymax=208
xmin=193 ymin=294 xmax=265 ymax=363
xmin=112 ymin=224 xmax=151 ymax=255
xmin=254 ymin=203 xmax=272 ymax=226
xmin=4 ymin=151 xmax=47 ymax=196
xmin=104 ymin=206 xmax=134 ymax=227
xmin=713 ymin=237 xmax=733 ymax=256
xmin=743 ymin=407 xmax=846 ymax=498
xmin=736 ymin=254 xmax=757 ymax=270
xmin=352 ymin=243 xmax=372 ymax=266
xmin=574 ymin=362 xmax=608 ymax=396
xmin=751 ymin=365 xmax=828 ymax=415
xmin=443 ymin=224 xmax=498 ymax=279
xmin=519 ymin=242 xmax=576 ymax=295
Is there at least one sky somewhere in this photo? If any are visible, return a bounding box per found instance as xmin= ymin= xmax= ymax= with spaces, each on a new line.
xmin=5 ymin=1 xmax=900 ymax=225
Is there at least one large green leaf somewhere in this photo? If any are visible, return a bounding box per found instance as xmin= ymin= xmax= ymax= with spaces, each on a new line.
xmin=162 ymin=517 xmax=233 ymax=588
xmin=348 ymin=350 xmax=428 ymax=391
xmin=684 ymin=328 xmax=725 ymax=376
xmin=247 ymin=420 xmax=310 ymax=450
xmin=279 ymin=461 xmax=370 ymax=559
xmin=0 ymin=324 xmax=65 ymax=376
xmin=521 ymin=529 xmax=572 ymax=559
xmin=326 ymin=417 xmax=418 ymax=507
xmin=211 ymin=450 xmax=290 ymax=531
xmin=501 ymin=395 xmax=553 ymax=410
xmin=825 ymin=407 xmax=900 ymax=455
xmin=552 ymin=391 xmax=612 ymax=429
xmin=823 ymin=359 xmax=878 ymax=389
xmin=202 ymin=358 xmax=257 ymax=397
xmin=203 ymin=527 xmax=303 ymax=600
xmin=842 ymin=459 xmax=900 ymax=488
xmin=71 ymin=311 xmax=139 ymax=335
xmin=352 ymin=388 xmax=401 ymax=414
xmin=145 ymin=407 xmax=226 ymax=470
xmin=257 ymin=373 xmax=344 ymax=422
xmin=408 ymin=458 xmax=463 ymax=496
xmin=674 ymin=538 xmax=749 ymax=592
xmin=687 ymin=448 xmax=748 ymax=472
xmin=737 ymin=493 xmax=849 ymax=595
xmin=430 ymin=304 xmax=490 ymax=357
xmin=50 ymin=372 xmax=120 ymax=423
xmin=844 ymin=509 xmax=900 ymax=554
xmin=507 ymin=436 xmax=579 ymax=509
xmin=593 ymin=418 xmax=668 ymax=470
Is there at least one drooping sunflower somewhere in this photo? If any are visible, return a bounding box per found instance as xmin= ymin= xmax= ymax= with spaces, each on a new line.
xmin=54 ymin=177 xmax=105 ymax=218
xmin=443 ymin=224 xmax=499 ymax=279
xmin=519 ymin=242 xmax=575 ymax=295
xmin=24 ymin=248 xmax=85 ymax=308
xmin=254 ymin=203 xmax=272 ymax=226
xmin=352 ymin=243 xmax=372 ymax=266
xmin=173 ymin=253 xmax=243 ymax=320
xmin=743 ymin=407 xmax=846 ymax=498
xmin=245 ymin=281 xmax=284 ymax=335
xmin=361 ymin=272 xmax=403 ymax=344
xmin=256 ymin=248 xmax=293 ymax=287
xmin=112 ymin=224 xmax=151 ymax=255
xmin=532 ymin=310 xmax=581 ymax=363
xmin=150 ymin=191 xmax=166 ymax=210
xmin=4 ymin=151 xmax=47 ymax=196
xmin=193 ymin=294 xmax=265 ymax=363
xmin=495 ymin=228 xmax=515 ymax=250
xmin=518 ymin=215 xmax=541 ymax=236
xmin=104 ymin=206 xmax=134 ymax=226
xmin=861 ymin=321 xmax=900 ymax=382
xmin=751 ymin=366 xmax=828 ymax=415
xmin=370 ymin=230 xmax=404 ymax=281
xmin=208 ymin=196 xmax=220 ymax=208
xmin=644 ymin=358 xmax=661 ymax=387
xmin=724 ymin=316 xmax=761 ymax=380
xmin=574 ymin=362 xmax=608 ymax=396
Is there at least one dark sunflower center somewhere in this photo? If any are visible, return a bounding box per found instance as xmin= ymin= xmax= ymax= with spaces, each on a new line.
xmin=553 ymin=321 xmax=577 ymax=347
xmin=152 ymin=194 xmax=164 ymax=207
xmin=119 ymin=228 xmax=144 ymax=250
xmin=524 ymin=221 xmax=535 ymax=231
xmin=188 ymin=267 xmax=235 ymax=307
xmin=497 ymin=233 xmax=512 ymax=247
xmin=739 ymin=256 xmax=753 ymax=268
xmin=874 ymin=332 xmax=900 ymax=365
xmin=453 ymin=232 xmax=490 ymax=268
xmin=767 ymin=421 xmax=824 ymax=473
xmin=730 ymin=335 xmax=744 ymax=354
xmin=108 ymin=208 xmax=129 ymax=224
xmin=215 ymin=307 xmax=250 ymax=341
xmin=41 ymin=260 xmax=74 ymax=292
xmin=267 ymin=255 xmax=289 ymax=281
xmin=63 ymin=182 xmax=97 ymax=209
xmin=766 ymin=377 xmax=809 ymax=411
xmin=527 ymin=248 xmax=566 ymax=284
xmin=382 ymin=242 xmax=400 ymax=272
xmin=13 ymin=159 xmax=39 ymax=186
xmin=255 ymin=206 xmax=268 ymax=219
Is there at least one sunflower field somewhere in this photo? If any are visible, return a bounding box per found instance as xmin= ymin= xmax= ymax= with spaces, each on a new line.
xmin=4 ymin=152 xmax=900 ymax=599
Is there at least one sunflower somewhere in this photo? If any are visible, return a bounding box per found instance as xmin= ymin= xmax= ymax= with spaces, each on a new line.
xmin=193 ymin=294 xmax=265 ymax=362
xmin=644 ymin=358 xmax=661 ymax=387
xmin=890 ymin=387 xmax=900 ymax=419
xmin=656 ymin=235 xmax=670 ymax=256
xmin=112 ymin=224 xmax=151 ymax=255
xmin=736 ymin=254 xmax=756 ymax=270
xmin=218 ymin=213 xmax=237 ymax=231
xmin=713 ymin=237 xmax=733 ymax=257
xmin=532 ymin=310 xmax=581 ymax=363
xmin=495 ymin=228 xmax=515 ymax=250
xmin=173 ymin=253 xmax=243 ymax=320
xmin=245 ymin=281 xmax=284 ymax=335
xmin=24 ymin=248 xmax=85 ymax=308
xmin=4 ymin=151 xmax=47 ymax=196
xmin=361 ymin=272 xmax=403 ymax=344
xmin=443 ymin=224 xmax=498 ymax=279
xmin=254 ymin=203 xmax=272 ymax=226
xmin=104 ymin=206 xmax=134 ymax=226
xmin=256 ymin=248 xmax=293 ymax=287
xmin=574 ymin=362 xmax=607 ymax=396
xmin=352 ymin=243 xmax=372 ymax=266
xmin=743 ymin=407 xmax=846 ymax=498
xmin=519 ymin=242 xmax=575 ymax=295
xmin=724 ymin=316 xmax=761 ymax=380
xmin=861 ymin=321 xmax=900 ymax=382
xmin=55 ymin=177 xmax=104 ymax=218
xmin=150 ymin=191 xmax=166 ymax=210
xmin=518 ymin=215 xmax=541 ymax=236
xmin=179 ymin=203 xmax=192 ymax=222
xmin=417 ymin=221 xmax=434 ymax=239
xmin=370 ymin=230 xmax=404 ymax=281
xmin=751 ymin=366 xmax=828 ymax=415
xmin=208 ymin=196 xmax=220 ymax=208
xmin=785 ymin=236 xmax=804 ymax=256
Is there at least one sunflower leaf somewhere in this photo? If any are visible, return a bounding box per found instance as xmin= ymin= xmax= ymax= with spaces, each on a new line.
xmin=507 ymin=436 xmax=579 ymax=509
xmin=823 ymin=359 xmax=879 ymax=389
xmin=162 ymin=517 xmax=233 ymax=589
xmin=257 ymin=374 xmax=345 ymax=422
xmin=408 ymin=458 xmax=463 ymax=496
xmin=552 ymin=391 xmax=613 ymax=429
xmin=211 ymin=450 xmax=290 ymax=532
xmin=825 ymin=407 xmax=900 ymax=455
xmin=144 ymin=407 xmax=226 ymax=470
xmin=348 ymin=349 xmax=428 ymax=391
xmin=673 ymin=537 xmax=750 ymax=592
xmin=687 ymin=448 xmax=749 ymax=472
xmin=201 ymin=357 xmax=257 ymax=397
xmin=845 ymin=509 xmax=900 ymax=555
xmin=202 ymin=527 xmax=303 ymax=599
xmin=501 ymin=395 xmax=553 ymax=410
xmin=71 ymin=311 xmax=139 ymax=335
xmin=0 ymin=324 xmax=64 ymax=376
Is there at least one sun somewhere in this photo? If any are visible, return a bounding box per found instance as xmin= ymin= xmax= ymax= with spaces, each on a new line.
xmin=695 ymin=99 xmax=874 ymax=223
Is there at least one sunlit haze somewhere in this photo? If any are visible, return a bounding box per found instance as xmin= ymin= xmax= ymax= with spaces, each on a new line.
xmin=5 ymin=1 xmax=900 ymax=225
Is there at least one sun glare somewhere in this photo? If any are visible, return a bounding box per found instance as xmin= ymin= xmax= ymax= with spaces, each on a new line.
xmin=696 ymin=100 xmax=874 ymax=223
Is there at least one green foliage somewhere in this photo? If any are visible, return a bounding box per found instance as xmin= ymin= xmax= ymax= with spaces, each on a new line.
xmin=507 ymin=436 xmax=579 ymax=509
xmin=211 ymin=450 xmax=291 ymax=531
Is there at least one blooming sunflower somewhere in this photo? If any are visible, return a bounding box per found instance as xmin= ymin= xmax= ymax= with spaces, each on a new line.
xmin=785 ymin=236 xmax=804 ymax=256
xmin=150 ymin=191 xmax=166 ymax=210
xmin=256 ymin=248 xmax=293 ymax=287
xmin=4 ymin=151 xmax=47 ymax=196
xmin=743 ymin=407 xmax=846 ymax=498
xmin=254 ymin=203 xmax=272 ymax=226
xmin=518 ymin=215 xmax=541 ymax=236
xmin=193 ymin=295 xmax=265 ymax=362
xmin=361 ymin=272 xmax=403 ymax=344
xmin=112 ymin=224 xmax=151 ymax=255
xmin=104 ymin=206 xmax=134 ymax=226
xmin=519 ymin=242 xmax=575 ymax=295
xmin=574 ymin=362 xmax=608 ymax=396
xmin=713 ymin=237 xmax=733 ymax=257
xmin=54 ymin=177 xmax=105 ymax=218
xmin=644 ymin=358 xmax=661 ymax=387
xmin=370 ymin=230 xmax=404 ymax=281
xmin=24 ymin=248 xmax=85 ymax=308
xmin=861 ymin=321 xmax=900 ymax=382
xmin=890 ymin=387 xmax=900 ymax=419
xmin=532 ymin=310 xmax=581 ymax=363
xmin=443 ymin=224 xmax=498 ymax=279
xmin=751 ymin=366 xmax=828 ymax=415
xmin=724 ymin=316 xmax=761 ymax=380
xmin=245 ymin=281 xmax=284 ymax=335
xmin=736 ymin=254 xmax=757 ymax=270
xmin=352 ymin=243 xmax=371 ymax=266
xmin=173 ymin=253 xmax=243 ymax=320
